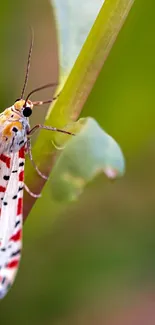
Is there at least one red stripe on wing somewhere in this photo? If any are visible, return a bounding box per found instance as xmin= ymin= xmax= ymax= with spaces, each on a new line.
xmin=19 ymin=171 xmax=24 ymax=182
xmin=0 ymin=186 xmax=6 ymax=192
xmin=7 ymin=260 xmax=19 ymax=269
xmin=0 ymin=154 xmax=11 ymax=168
xmin=10 ymin=229 xmax=22 ymax=242
xmin=17 ymin=198 xmax=23 ymax=216
xmin=18 ymin=147 xmax=25 ymax=159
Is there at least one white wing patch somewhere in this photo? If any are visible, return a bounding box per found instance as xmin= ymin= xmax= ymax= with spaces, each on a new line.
xmin=0 ymin=152 xmax=20 ymax=246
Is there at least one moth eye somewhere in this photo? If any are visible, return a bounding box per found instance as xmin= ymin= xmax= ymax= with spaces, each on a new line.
xmin=15 ymin=98 xmax=21 ymax=102
xmin=23 ymin=106 xmax=32 ymax=117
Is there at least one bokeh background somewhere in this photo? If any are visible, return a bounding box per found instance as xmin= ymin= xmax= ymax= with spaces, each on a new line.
xmin=1 ymin=0 xmax=155 ymax=324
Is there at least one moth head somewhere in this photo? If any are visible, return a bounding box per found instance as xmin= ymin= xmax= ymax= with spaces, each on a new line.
xmin=14 ymin=99 xmax=33 ymax=117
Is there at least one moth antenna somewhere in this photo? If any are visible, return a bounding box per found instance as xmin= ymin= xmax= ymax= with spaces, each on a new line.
xmin=21 ymin=27 xmax=34 ymax=99
xmin=33 ymin=92 xmax=60 ymax=106
xmin=33 ymin=99 xmax=53 ymax=106
xmin=24 ymin=82 xmax=58 ymax=106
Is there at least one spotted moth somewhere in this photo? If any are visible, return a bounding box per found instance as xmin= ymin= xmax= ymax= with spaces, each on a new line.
xmin=0 ymin=33 xmax=74 ymax=299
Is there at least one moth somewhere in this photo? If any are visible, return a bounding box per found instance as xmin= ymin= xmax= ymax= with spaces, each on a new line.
xmin=0 ymin=32 xmax=73 ymax=299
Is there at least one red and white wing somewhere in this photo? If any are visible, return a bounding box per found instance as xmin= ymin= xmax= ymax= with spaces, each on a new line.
xmin=0 ymin=146 xmax=25 ymax=298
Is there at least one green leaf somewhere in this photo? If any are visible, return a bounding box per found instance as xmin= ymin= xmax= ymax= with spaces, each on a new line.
xmin=51 ymin=117 xmax=125 ymax=201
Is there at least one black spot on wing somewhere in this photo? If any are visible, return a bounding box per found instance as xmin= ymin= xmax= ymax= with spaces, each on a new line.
xmin=12 ymin=170 xmax=18 ymax=173
xmin=3 ymin=176 xmax=10 ymax=181
xmin=15 ymin=220 xmax=20 ymax=228
xmin=3 ymin=202 xmax=7 ymax=206
xmin=18 ymin=186 xmax=24 ymax=192
xmin=19 ymin=140 xmax=24 ymax=146
xmin=1 ymin=277 xmax=6 ymax=284
xmin=11 ymin=249 xmax=21 ymax=257
xmin=12 ymin=195 xmax=17 ymax=200
xmin=19 ymin=162 xmax=24 ymax=167
xmin=12 ymin=127 xmax=18 ymax=133
xmin=0 ymin=248 xmax=6 ymax=252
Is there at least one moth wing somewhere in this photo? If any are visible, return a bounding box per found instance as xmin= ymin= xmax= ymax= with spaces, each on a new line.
xmin=0 ymin=152 xmax=12 ymax=212
xmin=0 ymin=147 xmax=25 ymax=298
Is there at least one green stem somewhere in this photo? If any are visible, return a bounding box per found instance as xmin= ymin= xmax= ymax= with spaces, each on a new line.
xmin=24 ymin=0 xmax=135 ymax=220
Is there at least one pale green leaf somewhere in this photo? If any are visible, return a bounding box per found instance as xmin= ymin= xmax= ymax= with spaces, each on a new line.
xmin=51 ymin=117 xmax=125 ymax=201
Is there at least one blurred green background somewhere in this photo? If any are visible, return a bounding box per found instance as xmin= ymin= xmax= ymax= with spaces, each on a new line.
xmin=1 ymin=0 xmax=155 ymax=324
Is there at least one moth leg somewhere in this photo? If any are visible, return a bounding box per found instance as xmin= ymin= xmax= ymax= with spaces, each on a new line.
xmin=24 ymin=183 xmax=41 ymax=198
xmin=26 ymin=125 xmax=74 ymax=180
xmin=27 ymin=124 xmax=75 ymax=137
xmin=27 ymin=139 xmax=48 ymax=180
